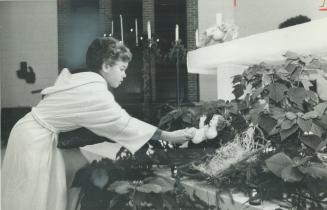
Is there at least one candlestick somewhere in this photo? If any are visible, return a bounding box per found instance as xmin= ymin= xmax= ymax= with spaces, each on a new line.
xmin=111 ymin=20 xmax=114 ymax=36
xmin=135 ymin=19 xmax=138 ymax=46
xmin=120 ymin=15 xmax=123 ymax=42
xmin=216 ymin=13 xmax=222 ymax=26
xmin=175 ymin=24 xmax=179 ymax=42
xmin=147 ymin=21 xmax=151 ymax=40
xmin=195 ymin=29 xmax=199 ymax=47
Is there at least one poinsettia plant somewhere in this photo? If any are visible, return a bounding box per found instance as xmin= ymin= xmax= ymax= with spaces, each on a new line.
xmin=231 ymin=51 xmax=327 ymax=161
xmin=226 ymin=51 xmax=327 ymax=208
xmin=153 ymin=51 xmax=327 ymax=208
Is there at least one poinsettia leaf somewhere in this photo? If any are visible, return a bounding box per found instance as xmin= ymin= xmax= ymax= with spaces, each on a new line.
xmin=316 ymin=139 xmax=327 ymax=152
xmin=227 ymin=101 xmax=239 ymax=115
xmin=306 ymin=59 xmax=321 ymax=69
xmin=262 ymin=73 xmax=273 ymax=86
xmin=285 ymin=63 xmax=298 ymax=73
xmin=137 ymin=184 xmax=162 ymax=194
xmin=288 ymin=88 xmax=307 ymax=110
xmin=285 ymin=112 xmax=297 ymax=120
xmin=265 ymin=152 xmax=293 ymax=177
xmin=111 ymin=181 xmax=133 ymax=194
xmin=216 ymin=99 xmax=226 ymax=108
xmin=182 ymin=113 xmax=193 ymax=124
xmin=281 ymin=119 xmax=296 ymax=130
xmin=288 ymin=88 xmax=318 ymax=110
xmin=251 ymin=87 xmax=264 ymax=101
xmin=299 ymin=55 xmax=313 ymax=64
xmin=313 ymin=114 xmax=327 ymax=130
xmin=248 ymin=108 xmax=263 ymax=125
xmin=291 ymin=67 xmax=303 ymax=82
xmin=267 ymin=83 xmax=287 ymax=103
xmin=300 ymin=79 xmax=313 ymax=90
xmin=233 ymin=84 xmax=245 ymax=99
xmin=292 ymin=156 xmax=312 ymax=167
xmin=321 ymin=61 xmax=327 ymax=71
xmin=306 ymin=90 xmax=319 ymax=104
xmin=310 ymin=122 xmax=324 ymax=137
xmin=238 ymin=98 xmax=249 ymax=111
xmin=280 ymin=125 xmax=299 ymax=141
xmin=143 ymin=177 xmax=174 ymax=193
xmin=284 ymin=51 xmax=299 ymax=60
xmin=297 ymin=117 xmax=312 ymax=132
xmin=302 ymin=111 xmax=319 ymax=120
xmin=314 ymin=102 xmax=327 ymax=117
xmin=277 ymin=68 xmax=290 ymax=75
xmin=232 ymin=74 xmax=243 ymax=84
xmin=300 ymin=135 xmax=324 ymax=151
xmin=258 ymin=114 xmax=277 ymax=134
xmin=270 ymin=107 xmax=286 ymax=120
xmin=299 ymin=163 xmax=327 ymax=179
xmin=281 ymin=166 xmax=303 ymax=182
xmin=276 ymin=68 xmax=290 ymax=81
xmin=269 ymin=124 xmax=281 ymax=136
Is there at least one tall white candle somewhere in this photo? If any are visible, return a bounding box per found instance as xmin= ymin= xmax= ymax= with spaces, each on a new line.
xmin=216 ymin=13 xmax=222 ymax=26
xmin=120 ymin=15 xmax=123 ymax=42
xmin=135 ymin=19 xmax=138 ymax=46
xmin=195 ymin=29 xmax=199 ymax=47
xmin=111 ymin=20 xmax=114 ymax=36
xmin=147 ymin=21 xmax=151 ymax=40
xmin=175 ymin=24 xmax=179 ymax=42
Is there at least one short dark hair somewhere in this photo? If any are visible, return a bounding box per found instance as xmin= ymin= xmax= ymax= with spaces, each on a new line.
xmin=278 ymin=15 xmax=311 ymax=29
xmin=85 ymin=37 xmax=132 ymax=73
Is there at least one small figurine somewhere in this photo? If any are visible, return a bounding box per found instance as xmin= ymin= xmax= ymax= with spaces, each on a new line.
xmin=181 ymin=114 xmax=226 ymax=148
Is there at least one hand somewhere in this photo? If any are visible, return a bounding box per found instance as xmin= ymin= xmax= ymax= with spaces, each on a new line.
xmin=161 ymin=128 xmax=196 ymax=144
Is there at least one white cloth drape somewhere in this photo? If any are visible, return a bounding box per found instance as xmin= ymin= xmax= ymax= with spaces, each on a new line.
xmin=1 ymin=69 xmax=157 ymax=210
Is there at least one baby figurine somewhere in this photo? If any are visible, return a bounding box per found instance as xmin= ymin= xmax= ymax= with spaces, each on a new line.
xmin=180 ymin=114 xmax=225 ymax=148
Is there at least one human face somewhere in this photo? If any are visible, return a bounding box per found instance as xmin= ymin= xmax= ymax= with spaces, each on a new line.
xmin=101 ymin=60 xmax=128 ymax=88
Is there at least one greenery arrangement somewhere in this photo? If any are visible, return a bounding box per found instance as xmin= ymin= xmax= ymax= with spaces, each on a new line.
xmin=72 ymin=51 xmax=327 ymax=209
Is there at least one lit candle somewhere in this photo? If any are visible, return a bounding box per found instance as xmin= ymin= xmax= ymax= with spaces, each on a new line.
xmin=195 ymin=29 xmax=199 ymax=47
xmin=147 ymin=21 xmax=151 ymax=40
xmin=135 ymin=19 xmax=138 ymax=46
xmin=111 ymin=20 xmax=114 ymax=36
xmin=216 ymin=13 xmax=222 ymax=26
xmin=120 ymin=15 xmax=123 ymax=42
xmin=175 ymin=24 xmax=179 ymax=42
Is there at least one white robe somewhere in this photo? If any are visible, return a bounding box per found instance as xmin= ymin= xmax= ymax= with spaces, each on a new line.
xmin=1 ymin=69 xmax=157 ymax=210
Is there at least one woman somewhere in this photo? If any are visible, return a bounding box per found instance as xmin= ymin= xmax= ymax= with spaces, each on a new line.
xmin=1 ymin=37 xmax=194 ymax=210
